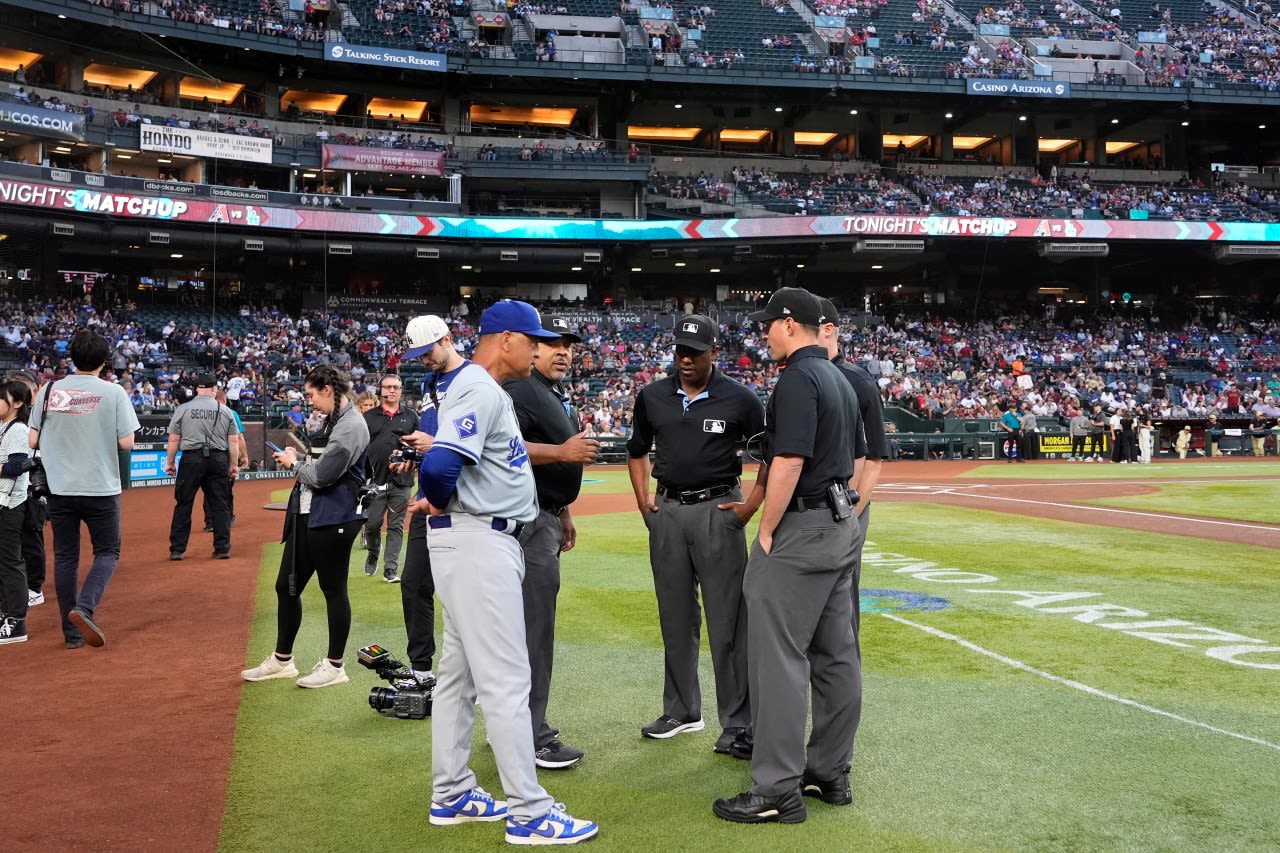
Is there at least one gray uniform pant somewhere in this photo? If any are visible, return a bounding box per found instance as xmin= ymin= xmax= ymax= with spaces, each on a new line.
xmin=429 ymin=516 xmax=553 ymax=821
xmin=363 ymin=483 xmax=411 ymax=574
xmin=643 ymin=489 xmax=750 ymax=731
xmin=744 ymin=509 xmax=863 ymax=797
xmin=519 ymin=507 xmax=564 ymax=750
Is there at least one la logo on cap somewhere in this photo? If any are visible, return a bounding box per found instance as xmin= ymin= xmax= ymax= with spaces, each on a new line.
xmin=682 ymin=321 xmax=700 ymax=333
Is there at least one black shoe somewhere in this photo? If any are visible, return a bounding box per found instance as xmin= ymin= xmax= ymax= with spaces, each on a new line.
xmin=713 ymin=727 xmax=747 ymax=755
xmin=65 ymin=636 xmax=85 ymax=649
xmin=203 ymin=524 xmax=214 ymax=533
xmin=534 ymin=739 xmax=585 ymax=770
xmin=213 ymin=551 xmax=231 ymax=560
xmin=713 ymin=788 xmax=806 ymax=824
xmin=641 ymin=715 xmax=705 ymax=739
xmin=0 ymin=616 xmax=27 ymax=645
xmin=801 ymin=769 xmax=853 ymax=805
xmin=364 ymin=558 xmax=379 ymax=577
xmin=170 ymin=551 xmax=184 ymax=561
xmin=68 ymin=607 xmax=105 ymax=648
xmin=726 ymin=730 xmax=753 ymax=760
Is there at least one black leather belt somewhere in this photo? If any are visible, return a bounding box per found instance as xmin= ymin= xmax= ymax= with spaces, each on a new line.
xmin=657 ymin=482 xmax=736 ymax=505
xmin=542 ymin=505 xmax=568 ymax=517
xmin=786 ymin=493 xmax=832 ymax=513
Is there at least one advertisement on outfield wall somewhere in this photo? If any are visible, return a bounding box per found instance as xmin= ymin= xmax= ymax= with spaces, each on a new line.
xmin=321 ymin=144 xmax=445 ymax=176
xmin=0 ymin=103 xmax=86 ymax=141
xmin=140 ymin=126 xmax=274 ymax=164
xmin=3 ymin=174 xmax=1280 ymax=243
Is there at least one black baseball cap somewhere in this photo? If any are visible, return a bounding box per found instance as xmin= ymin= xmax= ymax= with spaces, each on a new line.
xmin=673 ymin=315 xmax=719 ymax=351
xmin=817 ymin=297 xmax=840 ymax=326
xmin=546 ymin=316 xmax=582 ymax=343
xmin=195 ymin=372 xmax=218 ymax=388
xmin=748 ymin=287 xmax=825 ymax=326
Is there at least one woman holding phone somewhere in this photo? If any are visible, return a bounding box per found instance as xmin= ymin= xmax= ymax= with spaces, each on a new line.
xmin=241 ymin=365 xmax=370 ymax=688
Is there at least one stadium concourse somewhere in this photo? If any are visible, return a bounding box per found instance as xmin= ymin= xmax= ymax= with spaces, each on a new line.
xmin=3 ymin=460 xmax=1276 ymax=850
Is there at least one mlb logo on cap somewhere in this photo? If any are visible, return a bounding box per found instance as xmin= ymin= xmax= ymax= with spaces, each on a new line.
xmin=547 ymin=316 xmax=583 ymax=343
xmin=672 ymin=314 xmax=718 ymax=351
xmin=682 ymin=321 xmax=700 ymax=333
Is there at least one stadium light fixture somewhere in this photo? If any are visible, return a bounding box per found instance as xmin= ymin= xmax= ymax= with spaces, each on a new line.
xmin=571 ymin=266 xmax=583 ymax=271
xmin=871 ymin=264 xmax=884 ymax=270
xmin=849 ymin=109 xmax=858 ymax=115
xmin=460 ymin=265 xmax=473 ymax=270
xmin=1182 ymin=121 xmax=1190 ymax=126
xmin=1018 ymin=115 xmax=1027 ymax=122
xmin=674 ymin=262 xmax=687 ymax=267
xmin=631 ymin=267 xmax=642 ymax=272
xmin=1110 ymin=118 xmax=1120 ymax=124
xmin=674 ymin=103 xmax=683 ymax=109
xmin=709 ymin=268 xmax=721 ymax=273
xmin=774 ymin=106 xmax=784 ymax=112
xmin=1260 ymin=124 xmax=1268 ymax=130
xmin=944 ymin=112 xmax=954 ymax=119
xmin=170 ymin=253 xmax=183 ymax=259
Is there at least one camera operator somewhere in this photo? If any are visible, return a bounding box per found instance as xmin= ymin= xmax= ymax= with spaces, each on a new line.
xmin=164 ymin=373 xmax=240 ymax=561
xmin=29 ymin=329 xmax=140 ymax=649
xmin=361 ymin=375 xmax=418 ymax=582
xmin=5 ymin=369 xmax=46 ymax=610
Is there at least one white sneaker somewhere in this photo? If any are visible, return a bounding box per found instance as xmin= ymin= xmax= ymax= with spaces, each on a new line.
xmin=28 ymin=590 xmax=44 ymax=607
xmin=241 ymin=654 xmax=299 ymax=682
xmin=297 ymin=658 xmax=349 ymax=688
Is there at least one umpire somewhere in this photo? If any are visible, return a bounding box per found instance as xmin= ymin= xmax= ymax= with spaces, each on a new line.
xmin=361 ymin=374 xmax=418 ymax=582
xmin=714 ymin=287 xmax=865 ymax=825
xmin=504 ymin=316 xmax=599 ymax=770
xmin=164 ymin=372 xmax=240 ymax=560
xmin=627 ymin=314 xmax=765 ymax=754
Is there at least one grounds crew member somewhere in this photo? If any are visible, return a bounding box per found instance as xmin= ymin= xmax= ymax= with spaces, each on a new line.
xmin=361 ymin=374 xmax=418 ymax=582
xmin=409 ymin=300 xmax=597 ymax=845
xmin=504 ymin=316 xmax=599 ymax=770
xmin=714 ymin=287 xmax=865 ymax=825
xmin=164 ymin=372 xmax=239 ymax=560
xmin=627 ymin=314 xmax=765 ymax=754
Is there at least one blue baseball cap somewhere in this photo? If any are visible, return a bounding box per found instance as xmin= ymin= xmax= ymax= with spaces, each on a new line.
xmin=478 ymin=300 xmax=561 ymax=340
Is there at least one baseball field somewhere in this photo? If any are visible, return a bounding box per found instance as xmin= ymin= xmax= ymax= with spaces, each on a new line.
xmin=6 ymin=458 xmax=1279 ymax=852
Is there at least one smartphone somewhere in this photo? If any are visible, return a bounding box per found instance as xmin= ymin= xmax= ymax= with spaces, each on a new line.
xmin=266 ymin=441 xmax=284 ymax=453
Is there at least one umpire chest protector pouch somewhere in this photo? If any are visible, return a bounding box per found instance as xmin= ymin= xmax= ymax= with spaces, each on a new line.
xmin=827 ymin=481 xmax=855 ymax=522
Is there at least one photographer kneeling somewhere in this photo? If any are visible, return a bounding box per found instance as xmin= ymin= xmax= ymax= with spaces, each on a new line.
xmin=241 ymin=366 xmax=370 ymax=689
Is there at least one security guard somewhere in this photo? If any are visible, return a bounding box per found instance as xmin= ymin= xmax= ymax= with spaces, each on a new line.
xmin=627 ymin=314 xmax=765 ymax=754
xmin=504 ymin=315 xmax=600 ymax=770
xmin=165 ymin=372 xmax=240 ymax=560
xmin=714 ymin=287 xmax=865 ymax=825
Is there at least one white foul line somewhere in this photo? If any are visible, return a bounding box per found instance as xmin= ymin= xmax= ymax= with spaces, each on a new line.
xmin=881 ymin=612 xmax=1280 ymax=754
xmin=941 ymin=490 xmax=1280 ymax=532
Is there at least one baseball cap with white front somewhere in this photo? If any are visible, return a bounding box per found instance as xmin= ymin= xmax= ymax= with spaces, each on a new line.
xmin=403 ymin=315 xmax=450 ymax=360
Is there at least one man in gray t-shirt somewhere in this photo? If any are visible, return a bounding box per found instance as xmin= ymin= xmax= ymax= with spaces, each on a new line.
xmin=29 ymin=330 xmax=140 ymax=649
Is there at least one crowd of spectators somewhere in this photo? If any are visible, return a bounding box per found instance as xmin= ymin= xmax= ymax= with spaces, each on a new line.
xmin=5 ymin=297 xmax=1280 ymax=446
xmin=85 ymin=0 xmax=328 ymax=41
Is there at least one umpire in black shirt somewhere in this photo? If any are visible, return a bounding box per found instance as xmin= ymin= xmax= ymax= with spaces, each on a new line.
xmin=714 ymin=288 xmax=865 ymax=825
xmin=627 ymin=315 xmax=766 ymax=753
xmin=505 ymin=316 xmax=600 ymax=770
xmin=164 ymin=373 xmax=240 ymax=560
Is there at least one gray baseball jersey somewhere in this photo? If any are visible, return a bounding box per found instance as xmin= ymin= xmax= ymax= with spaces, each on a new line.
xmin=431 ymin=362 xmax=538 ymax=523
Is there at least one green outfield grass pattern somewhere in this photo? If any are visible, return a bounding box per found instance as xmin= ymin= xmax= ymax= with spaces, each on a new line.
xmin=959 ymin=459 xmax=1280 ymax=481
xmin=221 ymin=485 xmax=1280 ymax=852
xmin=1078 ymin=481 xmax=1280 ymax=525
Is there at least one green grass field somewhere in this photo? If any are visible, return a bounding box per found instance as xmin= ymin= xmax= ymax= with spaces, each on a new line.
xmin=222 ymin=470 xmax=1280 ymax=852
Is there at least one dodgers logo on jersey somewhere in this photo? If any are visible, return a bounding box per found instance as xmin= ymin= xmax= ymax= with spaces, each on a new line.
xmin=704 ymin=419 xmax=726 ymax=434
xmin=507 ymin=436 xmax=530 ymax=469
xmin=454 ymin=412 xmax=478 ymax=438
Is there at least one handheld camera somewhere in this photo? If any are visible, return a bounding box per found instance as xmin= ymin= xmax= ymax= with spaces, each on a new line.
xmin=357 ymin=644 xmax=434 ymax=720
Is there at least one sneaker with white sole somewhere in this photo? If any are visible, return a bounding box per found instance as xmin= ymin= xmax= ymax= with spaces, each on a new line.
xmin=430 ymin=787 xmax=509 ymax=825
xmin=28 ymin=590 xmax=44 ymax=607
xmin=641 ymin=715 xmax=705 ymax=739
xmin=0 ymin=616 xmax=28 ymax=645
xmin=297 ymin=658 xmax=349 ymax=688
xmin=506 ymin=804 xmax=598 ymax=846
xmin=241 ymin=654 xmax=299 ymax=682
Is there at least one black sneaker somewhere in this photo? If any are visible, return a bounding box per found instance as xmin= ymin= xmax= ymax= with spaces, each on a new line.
xmin=69 ymin=607 xmax=105 ymax=648
xmin=213 ymin=551 xmax=231 ymax=560
xmin=65 ymin=636 xmax=85 ymax=649
xmin=364 ymin=558 xmax=379 ymax=577
xmin=713 ymin=727 xmax=747 ymax=755
xmin=641 ymin=715 xmax=705 ymax=739
xmin=0 ymin=616 xmax=27 ymax=645
xmin=203 ymin=524 xmax=214 ymax=533
xmin=534 ymin=739 xmax=585 ymax=769
xmin=170 ymin=551 xmax=185 ymax=561
xmin=726 ymin=730 xmax=753 ymax=760
xmin=712 ymin=787 xmax=806 ymax=824
xmin=801 ymin=769 xmax=853 ymax=805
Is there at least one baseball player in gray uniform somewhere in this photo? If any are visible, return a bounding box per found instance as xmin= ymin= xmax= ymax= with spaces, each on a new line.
xmin=407 ymin=300 xmax=597 ymax=846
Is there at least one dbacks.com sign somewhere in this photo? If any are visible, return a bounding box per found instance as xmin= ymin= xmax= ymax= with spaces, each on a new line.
xmin=0 ymin=179 xmax=188 ymax=219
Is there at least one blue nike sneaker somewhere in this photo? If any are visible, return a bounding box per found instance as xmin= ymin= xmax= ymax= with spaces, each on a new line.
xmin=429 ymin=787 xmax=508 ymax=825
xmin=505 ymin=804 xmax=598 ymax=846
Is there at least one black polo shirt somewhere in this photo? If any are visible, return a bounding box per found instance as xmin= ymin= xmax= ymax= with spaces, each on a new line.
xmin=835 ymin=356 xmax=890 ymax=460
xmin=766 ymin=345 xmax=864 ymax=498
xmin=627 ymin=367 xmax=765 ymax=490
xmin=364 ymin=404 xmax=419 ymax=487
xmin=505 ymin=369 xmax=584 ymax=510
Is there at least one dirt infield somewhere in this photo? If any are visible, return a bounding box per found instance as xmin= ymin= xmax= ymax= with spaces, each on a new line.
xmin=5 ymin=461 xmax=1277 ymax=851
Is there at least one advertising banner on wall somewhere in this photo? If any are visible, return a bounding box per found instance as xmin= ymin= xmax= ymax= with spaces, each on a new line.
xmin=140 ymin=125 xmax=274 ymax=164
xmin=321 ymin=144 xmax=445 ymax=176
xmin=326 ymin=43 xmax=447 ymax=72
xmin=0 ymin=102 xmax=86 ymax=141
